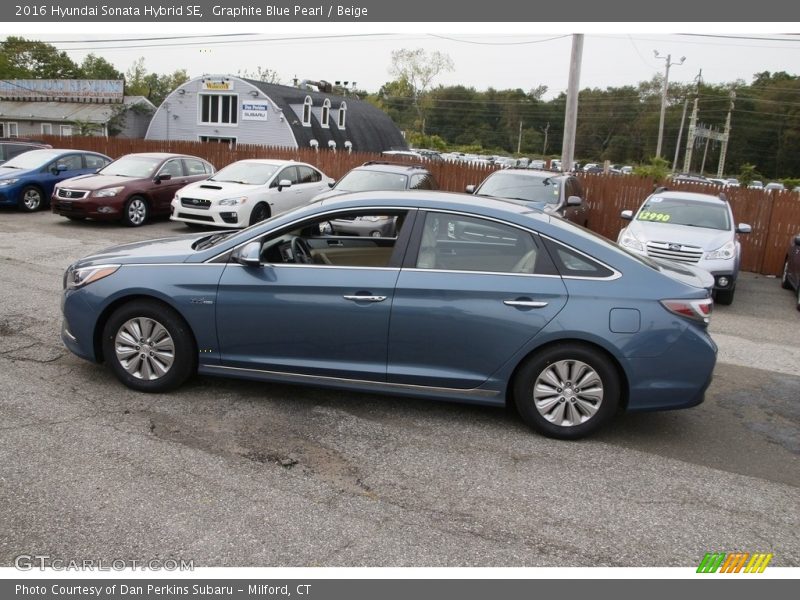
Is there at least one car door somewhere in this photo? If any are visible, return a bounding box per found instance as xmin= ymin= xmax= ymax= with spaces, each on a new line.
xmin=295 ymin=165 xmax=331 ymax=200
xmin=387 ymin=210 xmax=569 ymax=389
xmin=151 ymin=158 xmax=188 ymax=213
xmin=790 ymin=234 xmax=800 ymax=288
xmin=267 ymin=166 xmax=306 ymax=215
xmin=215 ymin=208 xmax=415 ymax=381
xmin=41 ymin=153 xmax=86 ymax=196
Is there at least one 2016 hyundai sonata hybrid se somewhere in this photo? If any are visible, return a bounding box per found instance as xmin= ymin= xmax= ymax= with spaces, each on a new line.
xmin=60 ymin=191 xmax=717 ymax=439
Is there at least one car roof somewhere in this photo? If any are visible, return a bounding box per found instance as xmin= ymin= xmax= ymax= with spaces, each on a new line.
xmin=314 ymin=189 xmax=550 ymax=221
xmin=120 ymin=152 xmax=205 ymax=160
xmin=231 ymin=159 xmax=301 ymax=166
xmin=648 ymin=190 xmax=726 ymax=205
xmin=488 ymin=168 xmax=566 ymax=179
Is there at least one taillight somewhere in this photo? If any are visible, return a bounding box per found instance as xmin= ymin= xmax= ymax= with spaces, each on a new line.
xmin=660 ymin=298 xmax=713 ymax=324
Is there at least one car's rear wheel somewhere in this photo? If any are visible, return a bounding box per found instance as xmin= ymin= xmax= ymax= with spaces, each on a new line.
xmin=513 ymin=343 xmax=620 ymax=439
xmin=796 ymin=286 xmax=800 ymax=312
xmin=781 ymin=258 xmax=793 ymax=290
xmin=123 ymin=196 xmax=148 ymax=227
xmin=715 ymin=286 xmax=736 ymax=305
xmin=20 ymin=186 xmax=44 ymax=212
xmin=249 ymin=203 xmax=270 ymax=225
xmin=102 ymin=300 xmax=196 ymax=392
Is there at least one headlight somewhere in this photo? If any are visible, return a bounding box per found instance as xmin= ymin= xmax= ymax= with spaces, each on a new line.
xmin=219 ymin=196 xmax=247 ymax=206
xmin=705 ymin=240 xmax=735 ymax=260
xmin=92 ymin=187 xmax=124 ymax=198
xmin=0 ymin=179 xmax=19 ymax=186
xmin=64 ymin=264 xmax=120 ymax=290
xmin=619 ymin=230 xmax=645 ymax=252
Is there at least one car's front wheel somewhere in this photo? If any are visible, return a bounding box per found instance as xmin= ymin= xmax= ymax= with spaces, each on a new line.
xmin=123 ymin=195 xmax=149 ymax=227
xmin=249 ymin=202 xmax=270 ymax=226
xmin=796 ymin=286 xmax=800 ymax=312
xmin=20 ymin=186 xmax=44 ymax=212
xmin=513 ymin=343 xmax=620 ymax=439
xmin=102 ymin=300 xmax=196 ymax=392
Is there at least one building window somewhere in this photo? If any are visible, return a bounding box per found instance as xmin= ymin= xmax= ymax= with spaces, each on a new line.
xmin=1 ymin=122 xmax=19 ymax=137
xmin=302 ymin=96 xmax=312 ymax=127
xmin=41 ymin=123 xmax=53 ymax=135
xmin=321 ymin=99 xmax=331 ymax=128
xmin=200 ymin=94 xmax=238 ymax=125
xmin=338 ymin=102 xmax=347 ymax=129
xmin=60 ymin=125 xmax=73 ymax=137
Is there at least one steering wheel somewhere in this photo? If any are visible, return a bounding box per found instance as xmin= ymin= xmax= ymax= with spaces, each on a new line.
xmin=290 ymin=236 xmax=313 ymax=264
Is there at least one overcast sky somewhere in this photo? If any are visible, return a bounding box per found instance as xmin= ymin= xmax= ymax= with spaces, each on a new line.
xmin=12 ymin=30 xmax=800 ymax=97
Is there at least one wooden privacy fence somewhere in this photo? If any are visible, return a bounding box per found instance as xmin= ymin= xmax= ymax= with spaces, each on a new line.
xmin=38 ymin=136 xmax=800 ymax=275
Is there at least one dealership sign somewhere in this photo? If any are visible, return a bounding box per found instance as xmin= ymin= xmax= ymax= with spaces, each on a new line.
xmin=242 ymin=103 xmax=269 ymax=121
xmin=201 ymin=79 xmax=234 ymax=91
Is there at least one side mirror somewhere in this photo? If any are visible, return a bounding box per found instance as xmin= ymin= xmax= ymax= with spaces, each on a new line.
xmin=231 ymin=241 xmax=262 ymax=267
xmin=736 ymin=223 xmax=752 ymax=234
xmin=793 ymin=234 xmax=800 ymax=247
xmin=465 ymin=184 xmax=475 ymax=194
xmin=277 ymin=179 xmax=292 ymax=191
xmin=620 ymin=209 xmax=633 ymax=221
xmin=154 ymin=173 xmax=172 ymax=184
xmin=567 ymin=195 xmax=583 ymax=207
xmin=328 ymin=181 xmax=335 ymax=188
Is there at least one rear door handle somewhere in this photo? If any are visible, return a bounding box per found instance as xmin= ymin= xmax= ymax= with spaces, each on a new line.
xmin=344 ymin=295 xmax=387 ymax=303
xmin=504 ymin=299 xmax=548 ymax=308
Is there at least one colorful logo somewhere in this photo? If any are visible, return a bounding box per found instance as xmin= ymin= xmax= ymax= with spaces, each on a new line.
xmin=697 ymin=552 xmax=773 ymax=573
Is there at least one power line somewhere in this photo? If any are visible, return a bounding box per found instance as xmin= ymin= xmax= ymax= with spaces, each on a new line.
xmin=428 ymin=34 xmax=571 ymax=46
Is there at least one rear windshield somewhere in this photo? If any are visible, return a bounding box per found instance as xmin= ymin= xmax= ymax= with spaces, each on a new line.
xmin=335 ymin=169 xmax=409 ymax=192
xmin=476 ymin=172 xmax=561 ymax=204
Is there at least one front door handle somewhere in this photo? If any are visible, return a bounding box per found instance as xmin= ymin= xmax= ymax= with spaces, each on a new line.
xmin=344 ymin=295 xmax=387 ymax=303
xmin=504 ymin=299 xmax=548 ymax=308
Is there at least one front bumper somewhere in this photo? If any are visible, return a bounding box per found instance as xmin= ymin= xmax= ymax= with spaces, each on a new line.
xmin=51 ymin=196 xmax=123 ymax=220
xmin=170 ymin=201 xmax=244 ymax=228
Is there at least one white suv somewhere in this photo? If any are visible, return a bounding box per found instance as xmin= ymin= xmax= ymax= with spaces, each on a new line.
xmin=171 ymin=159 xmax=332 ymax=228
xmin=617 ymin=189 xmax=751 ymax=305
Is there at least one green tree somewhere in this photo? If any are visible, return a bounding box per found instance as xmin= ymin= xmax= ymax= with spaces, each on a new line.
xmin=388 ymin=48 xmax=454 ymax=134
xmin=80 ymin=54 xmax=123 ymax=80
xmin=124 ymin=57 xmax=188 ymax=107
xmin=0 ymin=36 xmax=82 ymax=79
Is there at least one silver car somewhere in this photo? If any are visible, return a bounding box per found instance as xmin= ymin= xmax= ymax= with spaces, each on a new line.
xmin=617 ymin=189 xmax=751 ymax=305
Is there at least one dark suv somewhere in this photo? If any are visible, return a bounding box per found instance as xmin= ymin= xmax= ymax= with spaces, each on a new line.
xmin=310 ymin=162 xmax=439 ymax=236
xmin=0 ymin=138 xmax=52 ymax=165
xmin=466 ymin=168 xmax=588 ymax=227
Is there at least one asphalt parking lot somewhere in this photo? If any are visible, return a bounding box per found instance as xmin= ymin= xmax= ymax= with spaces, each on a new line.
xmin=0 ymin=209 xmax=798 ymax=567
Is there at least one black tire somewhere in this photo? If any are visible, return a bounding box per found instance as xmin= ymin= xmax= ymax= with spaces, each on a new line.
xmin=249 ymin=202 xmax=270 ymax=226
xmin=66 ymin=216 xmax=85 ymax=221
xmin=122 ymin=195 xmax=149 ymax=227
xmin=102 ymin=300 xmax=196 ymax=393
xmin=781 ymin=258 xmax=793 ymax=290
xmin=513 ymin=343 xmax=620 ymax=440
xmin=715 ymin=286 xmax=736 ymax=305
xmin=19 ymin=185 xmax=44 ymax=212
xmin=796 ymin=286 xmax=800 ymax=312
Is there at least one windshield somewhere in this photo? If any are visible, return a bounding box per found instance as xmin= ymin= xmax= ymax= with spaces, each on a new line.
xmin=636 ymin=196 xmax=730 ymax=230
xmin=100 ymin=156 xmax=162 ymax=178
xmin=335 ymin=169 xmax=409 ymax=192
xmin=476 ymin=172 xmax=561 ymax=204
xmin=3 ymin=150 xmax=63 ymax=169
xmin=209 ymin=162 xmax=279 ymax=185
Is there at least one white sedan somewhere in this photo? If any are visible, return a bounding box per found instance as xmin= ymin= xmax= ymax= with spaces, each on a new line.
xmin=171 ymin=159 xmax=332 ymax=228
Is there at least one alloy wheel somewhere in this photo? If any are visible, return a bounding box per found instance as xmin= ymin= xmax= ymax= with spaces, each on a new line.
xmin=127 ymin=198 xmax=147 ymax=226
xmin=114 ymin=317 xmax=175 ymax=381
xmin=22 ymin=188 xmax=42 ymax=210
xmin=532 ymin=359 xmax=604 ymax=427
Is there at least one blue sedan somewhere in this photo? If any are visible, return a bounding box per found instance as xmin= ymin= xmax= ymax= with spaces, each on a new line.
xmin=60 ymin=192 xmax=717 ymax=439
xmin=0 ymin=148 xmax=111 ymax=211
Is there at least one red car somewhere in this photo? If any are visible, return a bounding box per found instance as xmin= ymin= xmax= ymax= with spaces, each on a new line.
xmin=52 ymin=153 xmax=214 ymax=226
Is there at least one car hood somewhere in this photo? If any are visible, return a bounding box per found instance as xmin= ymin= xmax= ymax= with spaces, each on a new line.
xmin=73 ymin=233 xmax=208 ymax=267
xmin=0 ymin=166 xmax=34 ymax=178
xmin=58 ymin=174 xmax=144 ymax=190
xmin=625 ymin=220 xmax=731 ymax=250
xmin=178 ymin=180 xmax=261 ymax=199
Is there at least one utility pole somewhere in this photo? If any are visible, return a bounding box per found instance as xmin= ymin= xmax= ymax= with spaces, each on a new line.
xmin=541 ymin=122 xmax=550 ymax=158
xmin=671 ymin=98 xmax=688 ymax=172
xmin=517 ymin=121 xmax=523 ymax=154
xmin=561 ymin=34 xmax=584 ymax=172
xmin=717 ymin=91 xmax=735 ymax=178
xmin=700 ymin=126 xmax=712 ymax=174
xmin=654 ymin=51 xmax=686 ymax=159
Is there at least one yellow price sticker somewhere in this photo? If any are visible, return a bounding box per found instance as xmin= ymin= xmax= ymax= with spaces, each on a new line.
xmin=638 ymin=211 xmax=671 ymax=222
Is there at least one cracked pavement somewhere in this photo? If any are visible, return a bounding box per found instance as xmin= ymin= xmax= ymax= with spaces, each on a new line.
xmin=0 ymin=209 xmax=798 ymax=567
